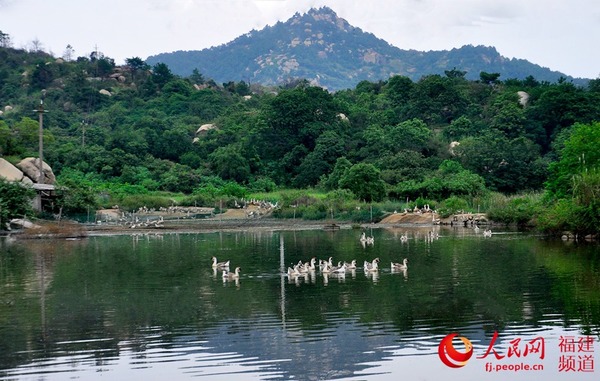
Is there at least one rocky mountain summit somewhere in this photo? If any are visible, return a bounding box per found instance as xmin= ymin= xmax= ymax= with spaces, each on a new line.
xmin=147 ymin=7 xmax=581 ymax=90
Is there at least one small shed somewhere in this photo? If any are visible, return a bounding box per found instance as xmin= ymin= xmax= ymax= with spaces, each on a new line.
xmin=31 ymin=183 xmax=57 ymax=212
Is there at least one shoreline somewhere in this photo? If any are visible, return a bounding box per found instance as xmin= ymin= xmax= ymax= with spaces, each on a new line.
xmin=3 ymin=216 xmax=471 ymax=239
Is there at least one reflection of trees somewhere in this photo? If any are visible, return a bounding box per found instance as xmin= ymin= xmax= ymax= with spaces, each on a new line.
xmin=1 ymin=231 xmax=599 ymax=374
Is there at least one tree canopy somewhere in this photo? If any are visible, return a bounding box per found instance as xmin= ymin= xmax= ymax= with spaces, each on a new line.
xmin=0 ymin=39 xmax=599 ymax=227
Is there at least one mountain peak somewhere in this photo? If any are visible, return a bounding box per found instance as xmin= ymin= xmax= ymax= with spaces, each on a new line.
xmin=146 ymin=7 xmax=579 ymax=90
xmin=289 ymin=6 xmax=352 ymax=32
xmin=307 ymin=6 xmax=339 ymax=21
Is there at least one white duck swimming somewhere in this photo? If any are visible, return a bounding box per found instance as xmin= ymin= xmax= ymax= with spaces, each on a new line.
xmin=319 ymin=257 xmax=334 ymax=272
xmin=330 ymin=263 xmax=347 ymax=274
xmin=360 ymin=232 xmax=367 ymax=243
xmin=391 ymin=258 xmax=408 ymax=271
xmin=287 ymin=266 xmax=303 ymax=278
xmin=306 ymin=257 xmax=317 ymax=272
xmin=222 ymin=266 xmax=241 ymax=280
xmin=212 ymin=256 xmax=230 ymax=269
xmin=343 ymin=260 xmax=357 ymax=270
xmin=364 ymin=258 xmax=379 ymax=272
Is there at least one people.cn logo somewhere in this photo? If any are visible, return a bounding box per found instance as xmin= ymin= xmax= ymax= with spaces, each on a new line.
xmin=438 ymin=333 xmax=474 ymax=368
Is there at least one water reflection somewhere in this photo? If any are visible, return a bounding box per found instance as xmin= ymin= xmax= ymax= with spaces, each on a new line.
xmin=0 ymin=228 xmax=599 ymax=380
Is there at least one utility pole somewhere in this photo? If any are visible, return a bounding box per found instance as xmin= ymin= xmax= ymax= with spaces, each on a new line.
xmin=81 ymin=120 xmax=87 ymax=147
xmin=33 ymin=90 xmax=48 ymax=183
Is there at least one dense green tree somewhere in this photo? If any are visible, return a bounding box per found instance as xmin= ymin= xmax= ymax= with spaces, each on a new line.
xmin=445 ymin=67 xmax=467 ymax=79
xmin=527 ymin=82 xmax=600 ymax=150
xmin=293 ymin=131 xmax=345 ymax=188
xmin=455 ymin=132 xmax=547 ymax=192
xmin=141 ymin=62 xmax=174 ymax=95
xmin=546 ymin=122 xmax=600 ymax=198
xmin=55 ymin=177 xmax=99 ymax=213
xmin=384 ymin=75 xmax=413 ymax=106
xmin=479 ymin=72 xmax=501 ymax=84
xmin=208 ymin=144 xmax=250 ymax=183
xmin=158 ymin=163 xmax=201 ymax=193
xmin=359 ymin=118 xmax=431 ymax=162
xmin=406 ymin=75 xmax=469 ymax=124
xmin=263 ymin=85 xmax=338 ymax=150
xmin=443 ymin=116 xmax=475 ymax=141
xmin=0 ymin=120 xmax=13 ymax=155
xmin=30 ymin=61 xmax=57 ymax=89
xmin=392 ymin=160 xmax=485 ymax=200
xmin=12 ymin=117 xmax=44 ymax=155
xmin=95 ymin=57 xmax=116 ymax=77
xmin=0 ymin=180 xmax=34 ymax=229
xmin=188 ymin=69 xmax=205 ymax=84
xmin=339 ymin=163 xmax=386 ymax=202
xmin=377 ymin=149 xmax=431 ymax=184
xmin=109 ymin=125 xmax=149 ymax=157
xmin=256 ymin=85 xmax=340 ymax=184
xmin=320 ymin=157 xmax=352 ymax=191
xmin=488 ymin=96 xmax=527 ymax=139
xmin=125 ymin=57 xmax=149 ymax=74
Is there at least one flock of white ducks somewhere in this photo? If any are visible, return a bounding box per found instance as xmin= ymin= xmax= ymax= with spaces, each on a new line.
xmin=214 ymin=228 xmax=494 ymax=284
xmin=285 ymin=256 xmax=407 ymax=282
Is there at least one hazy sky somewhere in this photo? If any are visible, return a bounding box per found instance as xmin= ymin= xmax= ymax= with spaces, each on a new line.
xmin=1 ymin=0 xmax=598 ymax=79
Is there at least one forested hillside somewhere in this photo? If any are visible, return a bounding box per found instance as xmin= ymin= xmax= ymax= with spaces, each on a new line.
xmin=1 ymin=34 xmax=599 ymax=235
xmin=146 ymin=7 xmax=586 ymax=90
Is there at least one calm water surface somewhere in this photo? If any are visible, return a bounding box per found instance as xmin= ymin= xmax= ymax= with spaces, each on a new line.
xmin=0 ymin=226 xmax=599 ymax=381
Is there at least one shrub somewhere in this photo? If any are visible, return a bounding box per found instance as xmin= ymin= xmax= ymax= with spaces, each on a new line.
xmin=249 ymin=177 xmax=277 ymax=193
xmin=302 ymin=206 xmax=328 ymax=220
xmin=342 ymin=205 xmax=384 ymax=223
xmin=536 ymin=198 xmax=578 ymax=234
xmin=0 ymin=179 xmax=35 ymax=229
xmin=438 ymin=196 xmax=469 ymax=218
xmin=486 ymin=193 xmax=542 ymax=225
xmin=117 ymin=194 xmax=172 ymax=211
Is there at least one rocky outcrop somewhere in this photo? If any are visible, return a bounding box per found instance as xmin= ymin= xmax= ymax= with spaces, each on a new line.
xmin=517 ymin=91 xmax=530 ymax=107
xmin=196 ymin=123 xmax=217 ymax=134
xmin=449 ymin=141 xmax=460 ymax=156
xmin=0 ymin=158 xmax=25 ymax=182
xmin=15 ymin=157 xmax=56 ymax=184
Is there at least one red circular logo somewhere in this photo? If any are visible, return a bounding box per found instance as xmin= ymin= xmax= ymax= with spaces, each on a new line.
xmin=438 ymin=333 xmax=474 ymax=368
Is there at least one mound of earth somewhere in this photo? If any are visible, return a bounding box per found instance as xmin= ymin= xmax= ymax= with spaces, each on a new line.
xmin=380 ymin=213 xmax=438 ymax=224
xmin=380 ymin=212 xmax=488 ymax=225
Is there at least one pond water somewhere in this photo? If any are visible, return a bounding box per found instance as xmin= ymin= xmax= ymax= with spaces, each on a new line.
xmin=0 ymin=226 xmax=599 ymax=381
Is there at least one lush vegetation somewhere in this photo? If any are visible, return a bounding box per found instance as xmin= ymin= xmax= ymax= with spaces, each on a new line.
xmin=0 ymin=31 xmax=599 ymax=236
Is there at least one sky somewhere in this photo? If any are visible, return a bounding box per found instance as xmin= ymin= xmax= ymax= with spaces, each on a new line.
xmin=0 ymin=0 xmax=599 ymax=79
